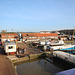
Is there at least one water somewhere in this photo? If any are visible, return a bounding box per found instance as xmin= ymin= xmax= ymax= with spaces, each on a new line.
xmin=16 ymin=41 xmax=75 ymax=75
xmin=16 ymin=58 xmax=71 ymax=75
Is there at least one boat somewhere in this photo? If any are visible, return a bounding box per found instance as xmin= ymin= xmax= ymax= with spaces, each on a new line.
xmin=39 ymin=41 xmax=46 ymax=45
xmin=42 ymin=40 xmax=75 ymax=51
xmin=49 ymin=40 xmax=75 ymax=51
xmin=38 ymin=39 xmax=75 ymax=52
xmin=39 ymin=40 xmax=64 ymax=46
xmin=50 ymin=44 xmax=75 ymax=51
xmin=39 ymin=40 xmax=65 ymax=51
xmin=49 ymin=40 xmax=64 ymax=46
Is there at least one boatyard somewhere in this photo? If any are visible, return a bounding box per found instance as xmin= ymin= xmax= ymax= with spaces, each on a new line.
xmin=0 ymin=33 xmax=75 ymax=75
xmin=0 ymin=31 xmax=74 ymax=75
xmin=1 ymin=0 xmax=75 ymax=74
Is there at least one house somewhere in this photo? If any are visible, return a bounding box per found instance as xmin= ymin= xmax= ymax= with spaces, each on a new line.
xmin=22 ymin=33 xmax=38 ymax=41
xmin=0 ymin=32 xmax=58 ymax=42
xmin=21 ymin=33 xmax=58 ymax=41
xmin=1 ymin=33 xmax=18 ymax=42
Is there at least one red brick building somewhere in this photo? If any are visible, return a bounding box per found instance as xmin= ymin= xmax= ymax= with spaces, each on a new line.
xmin=1 ymin=33 xmax=18 ymax=42
xmin=0 ymin=32 xmax=58 ymax=42
xmin=22 ymin=33 xmax=58 ymax=41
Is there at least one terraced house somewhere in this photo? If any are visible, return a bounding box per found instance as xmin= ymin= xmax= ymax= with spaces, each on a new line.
xmin=22 ymin=33 xmax=58 ymax=41
xmin=1 ymin=33 xmax=18 ymax=42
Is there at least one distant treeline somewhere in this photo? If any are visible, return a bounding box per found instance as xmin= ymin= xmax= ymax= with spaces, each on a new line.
xmin=1 ymin=32 xmax=16 ymax=34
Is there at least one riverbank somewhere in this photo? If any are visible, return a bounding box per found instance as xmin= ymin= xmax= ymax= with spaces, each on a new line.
xmin=0 ymin=55 xmax=17 ymax=75
xmin=7 ymin=51 xmax=51 ymax=65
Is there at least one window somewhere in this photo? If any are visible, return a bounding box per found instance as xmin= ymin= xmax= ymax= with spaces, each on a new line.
xmin=8 ymin=46 xmax=13 ymax=49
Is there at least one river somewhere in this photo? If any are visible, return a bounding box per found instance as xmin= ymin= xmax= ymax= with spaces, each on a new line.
xmin=16 ymin=58 xmax=72 ymax=75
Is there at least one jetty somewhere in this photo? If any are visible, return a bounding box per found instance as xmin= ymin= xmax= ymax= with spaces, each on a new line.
xmin=7 ymin=51 xmax=51 ymax=65
xmin=53 ymin=51 xmax=75 ymax=65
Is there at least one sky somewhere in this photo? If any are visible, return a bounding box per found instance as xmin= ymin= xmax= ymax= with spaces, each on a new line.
xmin=0 ymin=0 xmax=75 ymax=32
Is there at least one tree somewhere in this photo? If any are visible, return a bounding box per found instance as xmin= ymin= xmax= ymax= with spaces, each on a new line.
xmin=1 ymin=30 xmax=6 ymax=33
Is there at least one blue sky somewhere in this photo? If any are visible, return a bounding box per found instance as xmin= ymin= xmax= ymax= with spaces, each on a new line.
xmin=0 ymin=0 xmax=75 ymax=32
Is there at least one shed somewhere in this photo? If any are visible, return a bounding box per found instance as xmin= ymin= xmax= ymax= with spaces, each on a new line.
xmin=4 ymin=42 xmax=16 ymax=53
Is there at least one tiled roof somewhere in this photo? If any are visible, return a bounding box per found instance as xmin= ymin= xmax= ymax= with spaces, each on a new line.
xmin=1 ymin=33 xmax=18 ymax=36
xmin=22 ymin=33 xmax=58 ymax=37
xmin=36 ymin=33 xmax=58 ymax=36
